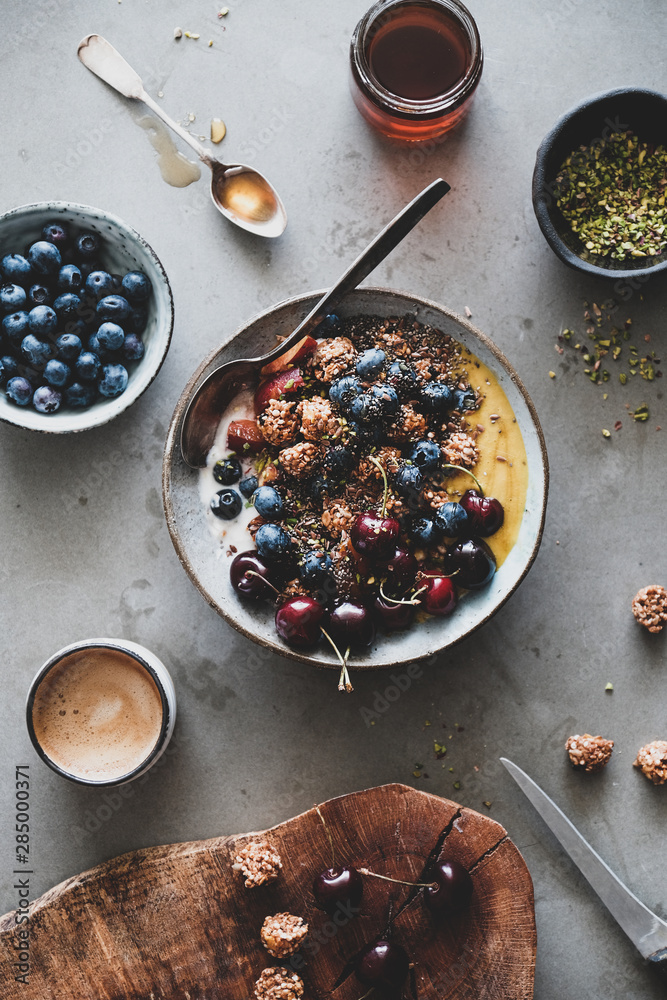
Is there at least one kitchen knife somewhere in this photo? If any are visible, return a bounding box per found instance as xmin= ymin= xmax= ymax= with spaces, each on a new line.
xmin=500 ymin=757 xmax=667 ymax=978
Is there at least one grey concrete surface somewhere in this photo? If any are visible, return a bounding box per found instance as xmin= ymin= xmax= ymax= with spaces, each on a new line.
xmin=1 ymin=0 xmax=666 ymax=996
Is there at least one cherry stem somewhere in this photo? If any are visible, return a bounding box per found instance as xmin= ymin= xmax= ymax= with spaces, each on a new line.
xmin=440 ymin=463 xmax=483 ymax=494
xmin=379 ymin=581 xmax=425 ymax=606
xmin=368 ymin=454 xmax=389 ymax=517
xmin=315 ymin=804 xmax=335 ymax=869
xmin=320 ymin=628 xmax=354 ymax=694
xmin=245 ymin=570 xmax=280 ymax=595
xmin=358 ymin=867 xmax=437 ymax=890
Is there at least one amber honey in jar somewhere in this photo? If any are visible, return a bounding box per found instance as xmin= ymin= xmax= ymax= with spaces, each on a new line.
xmin=350 ymin=0 xmax=483 ymax=142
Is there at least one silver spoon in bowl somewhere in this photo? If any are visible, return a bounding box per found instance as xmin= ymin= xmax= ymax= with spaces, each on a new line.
xmin=77 ymin=34 xmax=287 ymax=238
xmin=180 ymin=178 xmax=450 ymax=468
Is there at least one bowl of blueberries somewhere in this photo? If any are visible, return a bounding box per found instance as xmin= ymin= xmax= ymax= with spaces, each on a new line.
xmin=0 ymin=201 xmax=173 ymax=433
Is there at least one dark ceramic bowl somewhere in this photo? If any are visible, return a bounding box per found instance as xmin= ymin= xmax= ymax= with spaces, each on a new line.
xmin=532 ymin=88 xmax=667 ymax=279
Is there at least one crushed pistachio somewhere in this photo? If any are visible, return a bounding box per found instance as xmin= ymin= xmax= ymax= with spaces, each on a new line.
xmin=605 ymin=682 xmax=614 ymax=693
xmin=184 ymin=31 xmax=200 ymax=39
xmin=602 ymin=428 xmax=611 ymax=438
xmin=633 ymin=403 xmax=650 ymax=422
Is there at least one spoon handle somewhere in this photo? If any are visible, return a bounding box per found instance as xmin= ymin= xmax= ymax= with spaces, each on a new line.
xmin=77 ymin=33 xmax=213 ymax=165
xmin=265 ymin=178 xmax=450 ymax=360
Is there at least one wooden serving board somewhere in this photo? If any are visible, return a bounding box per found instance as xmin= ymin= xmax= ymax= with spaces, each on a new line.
xmin=0 ymin=784 xmax=536 ymax=999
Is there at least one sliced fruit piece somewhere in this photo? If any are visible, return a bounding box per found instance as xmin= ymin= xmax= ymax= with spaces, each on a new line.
xmin=227 ymin=419 xmax=264 ymax=454
xmin=260 ymin=335 xmax=318 ymax=375
xmin=254 ymin=366 xmax=304 ymax=412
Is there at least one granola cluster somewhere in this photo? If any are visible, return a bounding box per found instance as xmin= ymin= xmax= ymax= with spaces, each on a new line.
xmin=633 ymin=740 xmax=667 ymax=785
xmin=254 ymin=967 xmax=304 ymax=1000
xmin=631 ymin=585 xmax=667 ymax=633
xmin=441 ymin=431 xmax=480 ymax=468
xmin=385 ymin=403 xmax=428 ymax=443
xmin=297 ymin=396 xmax=342 ymax=442
xmin=565 ymin=734 xmax=614 ymax=772
xmin=309 ymin=336 xmax=357 ymax=382
xmin=258 ymin=399 xmax=299 ymax=447
xmin=321 ymin=500 xmax=356 ymax=539
xmin=260 ymin=912 xmax=309 ymax=958
xmin=232 ymin=841 xmax=283 ymax=888
xmin=278 ymin=441 xmax=322 ymax=479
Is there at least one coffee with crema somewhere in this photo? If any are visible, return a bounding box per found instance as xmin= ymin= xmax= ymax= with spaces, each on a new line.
xmin=31 ymin=647 xmax=164 ymax=782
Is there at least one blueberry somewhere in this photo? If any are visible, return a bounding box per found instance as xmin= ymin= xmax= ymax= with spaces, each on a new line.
xmin=121 ymin=271 xmax=151 ymax=303
xmin=85 ymin=270 xmax=115 ymax=300
xmin=317 ymin=313 xmax=340 ymax=332
xmin=97 ymin=295 xmax=130 ymax=323
xmin=299 ymin=551 xmax=333 ymax=586
xmin=348 ymin=391 xmax=380 ymax=424
xmin=43 ymin=359 xmax=71 ymax=388
xmin=213 ymin=456 xmax=242 ymax=485
xmin=96 ymin=322 xmax=125 ymax=351
xmin=307 ymin=473 xmax=330 ymax=500
xmin=0 ymin=355 xmax=19 ymax=385
xmin=323 ymin=445 xmax=354 ymax=477
xmin=78 ymin=259 xmax=104 ymax=280
xmin=53 ymin=293 xmax=82 ymax=322
xmin=75 ymin=351 xmax=101 ymax=382
xmin=21 ymin=334 xmax=52 ymax=367
xmin=434 ymin=502 xmax=470 ymax=538
xmin=356 ymin=348 xmax=386 ymax=380
xmin=27 ymin=241 xmax=62 ymax=276
xmin=253 ymin=485 xmax=285 ymax=519
xmin=28 ymin=305 xmax=57 ymax=337
xmin=65 ymin=381 xmax=97 ymax=407
xmin=210 ymin=488 xmax=243 ymax=520
xmin=2 ymin=311 xmax=29 ymax=346
xmin=55 ymin=333 xmax=82 ymax=361
xmin=57 ymin=263 xmax=83 ymax=292
xmin=421 ymin=381 xmax=454 ymax=413
xmin=6 ymin=376 xmax=33 ymax=406
xmin=32 ymin=385 xmax=61 ymax=414
xmin=255 ymin=522 xmax=293 ymax=562
xmin=369 ymin=383 xmax=399 ymax=416
xmin=87 ymin=333 xmax=109 ymax=359
xmin=27 ymin=283 xmax=52 ymax=307
xmin=0 ymin=284 xmax=27 ymax=313
xmin=75 ymin=232 xmax=101 ymax=259
xmin=409 ymin=517 xmax=440 ymax=546
xmin=1 ymin=254 xmax=32 ymax=284
xmin=329 ymin=374 xmax=362 ymax=407
xmin=126 ymin=306 xmax=148 ymax=333
xmin=393 ymin=463 xmax=423 ymax=504
xmin=41 ymin=222 xmax=69 ymax=248
xmin=121 ymin=332 xmax=144 ymax=361
xmin=452 ymin=388 xmax=477 ymax=412
xmin=239 ymin=474 xmax=258 ymax=498
xmin=98 ymin=363 xmax=129 ymax=397
xmin=409 ymin=439 xmax=441 ymax=473
xmin=387 ymin=360 xmax=419 ymax=398
xmin=345 ymin=419 xmax=382 ymax=449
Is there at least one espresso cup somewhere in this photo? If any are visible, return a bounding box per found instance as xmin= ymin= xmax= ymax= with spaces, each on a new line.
xmin=26 ymin=638 xmax=176 ymax=786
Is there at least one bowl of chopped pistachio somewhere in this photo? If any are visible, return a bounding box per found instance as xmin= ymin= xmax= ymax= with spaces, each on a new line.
xmin=532 ymin=87 xmax=667 ymax=278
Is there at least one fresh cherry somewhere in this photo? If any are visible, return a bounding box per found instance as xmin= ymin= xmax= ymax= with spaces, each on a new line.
xmin=422 ymin=575 xmax=458 ymax=616
xmin=446 ymin=538 xmax=496 ymax=589
xmin=230 ymin=551 xmax=275 ymax=600
xmin=459 ymin=490 xmax=504 ymax=536
xmin=373 ymin=593 xmax=416 ymax=631
xmin=423 ymin=859 xmax=473 ymax=916
xmin=381 ymin=544 xmax=418 ymax=592
xmin=275 ymin=596 xmax=327 ymax=647
xmin=350 ymin=512 xmax=400 ymax=561
xmin=355 ymin=939 xmax=410 ymax=994
xmin=329 ymin=601 xmax=376 ymax=648
xmin=313 ymin=865 xmax=363 ymax=915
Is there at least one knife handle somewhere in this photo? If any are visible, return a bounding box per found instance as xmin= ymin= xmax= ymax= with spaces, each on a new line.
xmin=648 ymin=948 xmax=667 ymax=982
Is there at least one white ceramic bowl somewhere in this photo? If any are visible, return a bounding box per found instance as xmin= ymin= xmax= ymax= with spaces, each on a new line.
xmin=163 ymin=288 xmax=549 ymax=671
xmin=0 ymin=202 xmax=173 ymax=433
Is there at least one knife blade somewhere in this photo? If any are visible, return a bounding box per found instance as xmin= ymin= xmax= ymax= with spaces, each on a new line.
xmin=500 ymin=757 xmax=667 ymax=971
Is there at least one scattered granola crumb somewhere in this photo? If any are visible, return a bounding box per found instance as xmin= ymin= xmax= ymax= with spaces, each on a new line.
xmin=211 ymin=118 xmax=226 ymax=143
xmin=261 ymin=913 xmax=308 ymax=958
xmin=254 ymin=967 xmax=304 ymax=1000
xmin=174 ymin=27 xmax=183 ymax=39
xmin=634 ymin=741 xmax=667 ymax=785
xmin=184 ymin=30 xmax=200 ymax=39
xmin=232 ymin=841 xmax=282 ymax=887
xmin=605 ymin=682 xmax=614 ymax=692
xmin=549 ymin=370 xmax=556 ymax=379
xmin=632 ymin=585 xmax=667 ymax=633
xmin=565 ymin=733 xmax=614 ymax=773
xmin=464 ymin=306 xmax=472 ymax=318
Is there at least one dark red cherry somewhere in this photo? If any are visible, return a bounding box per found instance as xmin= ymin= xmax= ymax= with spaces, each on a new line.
xmin=373 ymin=593 xmax=416 ymax=631
xmin=381 ymin=544 xmax=418 ymax=591
xmin=459 ymin=490 xmax=504 ymax=536
xmin=313 ymin=865 xmax=363 ymax=915
xmin=329 ymin=601 xmax=376 ymax=648
xmin=350 ymin=512 xmax=400 ymax=561
xmin=355 ymin=939 xmax=410 ymax=994
xmin=275 ymin=596 xmax=326 ymax=647
xmin=422 ymin=575 xmax=458 ymax=616
xmin=447 ymin=538 xmax=496 ymax=589
xmin=423 ymin=859 xmax=473 ymax=916
xmin=230 ymin=550 xmax=274 ymax=599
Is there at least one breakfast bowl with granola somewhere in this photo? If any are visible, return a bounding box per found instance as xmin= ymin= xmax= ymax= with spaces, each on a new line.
xmin=163 ymin=288 xmax=548 ymax=682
